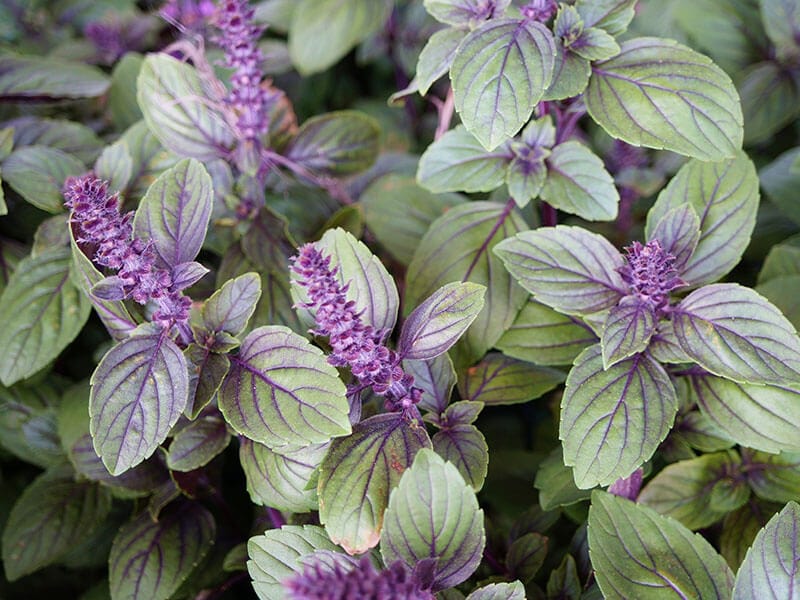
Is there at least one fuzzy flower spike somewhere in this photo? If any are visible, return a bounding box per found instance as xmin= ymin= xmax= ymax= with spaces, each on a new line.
xmin=291 ymin=243 xmax=422 ymax=414
xmin=618 ymin=240 xmax=686 ymax=313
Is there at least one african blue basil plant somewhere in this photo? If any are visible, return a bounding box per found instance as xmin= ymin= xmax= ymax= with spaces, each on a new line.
xmin=1 ymin=0 xmax=800 ymax=598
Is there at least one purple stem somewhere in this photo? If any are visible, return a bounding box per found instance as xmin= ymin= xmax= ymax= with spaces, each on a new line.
xmin=267 ymin=507 xmax=286 ymax=529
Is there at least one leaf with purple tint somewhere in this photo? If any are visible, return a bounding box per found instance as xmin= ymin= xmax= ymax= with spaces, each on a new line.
xmin=460 ymin=352 xmax=564 ymax=406
xmin=507 ymin=532 xmax=548 ymax=583
xmin=535 ymin=447 xmax=592 ymax=510
xmin=219 ymin=326 xmax=350 ymax=449
xmin=588 ymin=491 xmax=735 ymax=599
xmin=166 ymin=416 xmax=230 ymax=472
xmin=585 ymin=37 xmax=743 ymax=160
xmin=184 ymin=345 xmax=230 ymax=418
xmin=133 ymin=158 xmax=213 ymax=269
xmin=415 ymin=26 xmax=465 ymax=95
xmin=1 ymin=466 xmax=112 ymax=581
xmin=399 ymin=282 xmax=486 ymax=360
xmin=542 ymin=44 xmax=591 ymax=101
xmin=647 ymin=204 xmax=701 ymax=273
xmin=3 ymin=145 xmax=85 ymax=212
xmin=403 ymin=353 xmax=457 ymax=415
xmin=733 ymin=501 xmax=800 ymax=599
xmin=94 ymin=138 xmax=134 ymax=193
xmin=494 ymin=225 xmax=627 ymax=316
xmin=645 ymin=153 xmax=758 ymax=286
xmin=90 ymin=330 xmax=189 ymax=475
xmin=561 ymin=345 xmax=677 ymax=488
xmin=202 ymin=273 xmax=262 ymax=337
xmin=380 ymin=449 xmax=484 ymax=590
xmin=466 ymin=581 xmax=526 ymax=600
xmin=601 ymin=296 xmax=657 ymax=368
xmin=0 ymin=248 xmax=91 ymax=386
xmin=318 ymin=413 xmax=431 ymax=554
xmin=673 ymin=284 xmax=800 ymax=385
xmin=433 ymin=423 xmax=489 ymax=491
xmin=0 ymin=53 xmax=110 ymax=100
xmin=406 ymin=202 xmax=529 ymax=366
xmin=109 ymin=502 xmax=215 ymax=600
xmin=240 ymin=438 xmax=326 ymax=513
xmin=689 ymin=374 xmax=800 ymax=453
xmin=423 ymin=0 xmax=511 ymax=27
xmin=575 ymin=0 xmax=637 ymax=35
xmin=451 ymin=19 xmax=556 ymax=150
xmin=242 ymin=207 xmax=296 ymax=274
xmin=169 ymin=261 xmax=209 ymax=291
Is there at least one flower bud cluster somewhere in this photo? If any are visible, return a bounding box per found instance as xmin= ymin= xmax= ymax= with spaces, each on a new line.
xmin=618 ymin=240 xmax=685 ymax=312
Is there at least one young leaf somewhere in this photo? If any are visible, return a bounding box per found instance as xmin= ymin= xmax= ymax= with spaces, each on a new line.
xmin=466 ymin=581 xmax=526 ymax=600
xmin=585 ymin=37 xmax=743 ymax=160
xmin=2 ymin=145 xmax=85 ymax=212
xmin=2 ymin=467 xmax=112 ymax=581
xmin=415 ymin=27 xmax=465 ymax=95
xmin=673 ymin=284 xmax=800 ymax=385
xmin=542 ymin=45 xmax=591 ymax=101
xmin=494 ymin=225 xmax=627 ymax=316
xmin=588 ymin=491 xmax=735 ymax=599
xmin=399 ymin=281 xmax=486 ymax=360
xmin=547 ymin=555 xmax=582 ymax=600
xmin=759 ymin=0 xmax=800 ymax=60
xmin=380 ymin=449 xmax=485 ymax=590
xmin=575 ymin=0 xmax=637 ymax=35
xmin=535 ymin=447 xmax=592 ymax=510
xmin=451 ymin=19 xmax=556 ymax=150
xmin=433 ymin=424 xmax=489 ymax=491
xmin=166 ymin=416 xmax=230 ymax=472
xmin=733 ymin=501 xmax=800 ymax=600
xmin=561 ymin=345 xmax=677 ymax=488
xmin=460 ymin=352 xmax=564 ymax=406
xmin=423 ymin=0 xmax=510 ymax=27
xmin=646 ymin=204 xmax=701 ymax=273
xmin=507 ymin=532 xmax=548 ymax=584
xmin=109 ymin=503 xmax=215 ymax=600
xmin=91 ymin=331 xmax=189 ymax=475
xmin=601 ymin=296 xmax=657 ymax=368
xmin=184 ymin=346 xmax=230 ymax=418
xmin=317 ymin=413 xmax=431 ymax=554
xmin=0 ymin=248 xmax=91 ymax=386
xmin=743 ymin=450 xmax=800 ymax=504
xmin=403 ymin=353 xmax=457 ymax=415
xmin=133 ymin=158 xmax=213 ymax=269
xmin=202 ymin=273 xmax=262 ymax=337
xmin=0 ymin=53 xmax=110 ymax=100
xmin=721 ymin=501 xmax=780 ymax=571
xmin=219 ymin=326 xmax=350 ymax=450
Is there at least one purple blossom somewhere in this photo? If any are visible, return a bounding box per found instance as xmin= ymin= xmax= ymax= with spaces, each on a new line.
xmin=160 ymin=0 xmax=216 ymax=31
xmin=291 ymin=244 xmax=422 ymax=413
xmin=608 ymin=468 xmax=644 ymax=501
xmin=618 ymin=240 xmax=686 ymax=312
xmin=63 ymin=174 xmax=191 ymax=330
xmin=285 ymin=557 xmax=434 ymax=600
xmin=521 ymin=0 xmax=557 ymax=22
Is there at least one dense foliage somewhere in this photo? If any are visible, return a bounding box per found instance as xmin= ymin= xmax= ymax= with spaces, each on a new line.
xmin=1 ymin=0 xmax=800 ymax=598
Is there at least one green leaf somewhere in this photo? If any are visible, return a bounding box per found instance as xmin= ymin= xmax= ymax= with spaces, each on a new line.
xmin=542 ymin=44 xmax=591 ymax=101
xmin=288 ymin=0 xmax=391 ymax=75
xmin=166 ymin=416 xmax=230 ymax=472
xmin=415 ymin=27 xmax=465 ymax=95
xmin=743 ymin=450 xmax=800 ymax=504
xmin=673 ymin=284 xmax=800 ymax=386
xmin=403 ymin=353 xmax=457 ymax=415
xmin=109 ymin=503 xmax=215 ymax=600
xmin=547 ymin=555 xmax=582 ymax=600
xmin=317 ymin=413 xmax=431 ymax=554
xmin=6 ymin=116 xmax=103 ymax=164
xmin=733 ymin=501 xmax=800 ymax=599
xmin=94 ymin=139 xmax=134 ymax=193
xmin=647 ymin=204 xmax=701 ymax=273
xmin=0 ymin=52 xmax=110 ymax=99
xmin=286 ymin=111 xmax=380 ymax=175
xmin=645 ymin=152 xmax=759 ymax=287
xmin=588 ymin=491 xmax=735 ymax=599
xmin=137 ymin=53 xmax=234 ymax=160
xmin=202 ymin=273 xmax=262 ymax=337
xmin=585 ymin=37 xmax=743 ymax=160
xmin=758 ymin=241 xmax=800 ymax=285
xmin=451 ymin=18 xmax=556 ymax=150
xmin=466 ymin=581 xmax=526 ymax=600
xmin=184 ymin=346 xmax=230 ymax=418
xmin=219 ymin=326 xmax=350 ymax=450
xmin=424 ymin=0 xmax=510 ymax=27
xmin=575 ymin=0 xmax=637 ymax=35
xmin=433 ymin=423 xmax=489 ymax=491
xmin=761 ymin=148 xmax=800 ymax=226
xmin=506 ymin=532 xmax=548 ymax=584
xmin=739 ymin=62 xmax=800 ymax=145
xmin=759 ymin=0 xmax=800 ymax=59
xmin=638 ymin=451 xmax=749 ymax=530
xmin=417 ymin=126 xmax=512 ymax=193
xmin=535 ymin=447 xmax=592 ymax=510
xmin=380 ymin=449 xmax=485 ymax=590
xmin=0 ymin=248 xmax=91 ymax=386
xmin=571 ymin=27 xmax=621 ymax=61
xmin=2 ymin=467 xmax=111 ymax=581
xmin=2 ymin=145 xmax=85 ymax=212
xmin=720 ymin=501 xmax=780 ymax=570
xmin=460 ymin=352 xmax=564 ymax=406
xmin=109 ymin=53 xmax=144 ymax=130
xmin=601 ymin=296 xmax=657 ymax=368
xmin=561 ymin=345 xmax=677 ymax=488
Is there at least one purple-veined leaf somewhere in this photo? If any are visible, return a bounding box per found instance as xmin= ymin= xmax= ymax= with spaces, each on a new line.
xmin=380 ymin=449 xmax=484 ymax=590
xmin=673 ymin=284 xmax=800 ymax=385
xmin=588 ymin=491 xmax=735 ymax=599
xmin=733 ymin=501 xmax=800 ymax=599
xmin=647 ymin=204 xmax=701 ymax=273
xmin=202 ymin=273 xmax=261 ymax=337
xmin=423 ymin=0 xmax=511 ymax=27
xmin=541 ymin=141 xmax=619 ymax=221
xmin=94 ymin=138 xmax=134 ymax=193
xmin=239 ymin=438 xmax=326 ymax=513
xmin=0 ymin=248 xmax=91 ymax=386
xmin=295 ymin=549 xmax=361 ymax=577
xmin=248 ymin=525 xmax=339 ymax=600
xmin=403 ymin=353 xmax=457 ymax=415
xmin=742 ymin=450 xmax=800 ymax=504
xmin=137 ymin=53 xmax=234 ymax=161
xmin=506 ymin=152 xmax=547 ymax=207
xmin=494 ymin=225 xmax=627 ymax=316
xmin=286 ymin=110 xmax=380 ymax=175
xmin=223 ymin=543 xmax=248 ymax=572
xmin=542 ymin=44 xmax=591 ymax=101
xmin=466 ymin=581 xmax=526 ymax=600
xmin=570 ymin=26 xmax=621 ymax=62
xmin=118 ymin=120 xmax=180 ymax=198
xmin=460 ymin=352 xmax=564 ymax=406
xmin=433 ymin=423 xmax=489 ymax=491
xmin=689 ymin=374 xmax=800 ymax=453
xmin=649 ymin=322 xmax=692 ymax=364
xmin=133 ymin=158 xmax=213 ymax=269
xmin=585 ymin=37 xmax=743 ymax=160
xmin=561 ymin=345 xmax=677 ymax=488
xmin=3 ymin=145 xmax=85 ymax=212
xmin=759 ymin=0 xmax=800 ymax=59
xmin=451 ymin=19 xmax=556 ymax=150
xmin=720 ymin=500 xmax=781 ymax=571
xmin=6 ymin=116 xmax=103 ymax=164
xmin=0 ymin=53 xmax=110 ymax=100
xmin=399 ymin=282 xmax=486 ymax=360
xmin=645 ymin=153 xmax=759 ymax=286
xmin=415 ymin=26 xmax=465 ymax=95
xmin=90 ymin=330 xmax=189 ymax=475
xmin=440 ymin=400 xmax=484 ymax=426
xmin=547 ymin=555 xmax=581 ymax=600
xmin=219 ymin=326 xmax=350 ymax=449
xmin=90 ymin=276 xmax=127 ymax=301
xmin=677 ymin=410 xmax=735 ymax=453
xmin=109 ymin=502 xmax=215 ymax=600
xmin=601 ymin=295 xmax=657 ymax=368
xmin=575 ymin=0 xmax=637 ymax=35
xmin=406 ymin=202 xmax=528 ymax=366
xmin=166 ymin=416 xmax=230 ymax=472
xmin=318 ymin=413 xmax=431 ymax=554
xmin=242 ymin=206 xmax=296 ymax=273
xmin=184 ymin=345 xmax=230 ymax=418
xmin=147 ymin=480 xmax=181 ymax=521
xmin=1 ymin=467 xmax=112 ymax=581
xmin=170 ymin=261 xmax=209 ymax=291
xmin=535 ymin=447 xmax=592 ymax=510
xmin=507 ymin=532 xmax=548 ymax=584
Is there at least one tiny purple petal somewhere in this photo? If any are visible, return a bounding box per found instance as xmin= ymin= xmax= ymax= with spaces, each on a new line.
xmin=608 ymin=468 xmax=644 ymax=501
xmin=618 ymin=240 xmax=686 ymax=312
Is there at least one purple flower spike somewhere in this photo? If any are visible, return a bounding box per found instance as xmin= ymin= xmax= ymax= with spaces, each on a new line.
xmin=608 ymin=468 xmax=644 ymax=501
xmin=291 ymin=243 xmax=422 ymax=414
xmin=618 ymin=240 xmax=686 ymax=312
xmin=285 ymin=557 xmax=435 ymax=600
xmin=521 ymin=0 xmax=557 ymax=22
